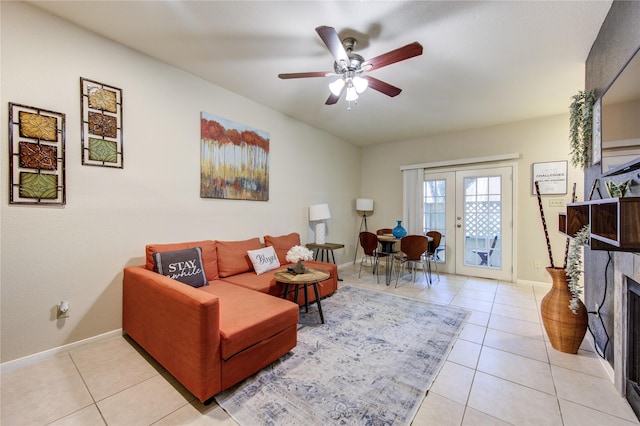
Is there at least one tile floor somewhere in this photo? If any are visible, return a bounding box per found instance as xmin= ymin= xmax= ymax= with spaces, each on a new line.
xmin=2 ymin=263 xmax=639 ymax=425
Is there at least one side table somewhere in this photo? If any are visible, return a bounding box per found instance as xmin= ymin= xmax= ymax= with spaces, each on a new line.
xmin=305 ymin=242 xmax=344 ymax=281
xmin=274 ymin=268 xmax=330 ymax=324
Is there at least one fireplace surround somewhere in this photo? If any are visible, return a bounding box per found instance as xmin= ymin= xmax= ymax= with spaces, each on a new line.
xmin=613 ymin=251 xmax=640 ymax=417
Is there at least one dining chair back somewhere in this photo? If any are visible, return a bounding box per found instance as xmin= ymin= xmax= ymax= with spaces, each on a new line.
xmin=425 ymin=231 xmax=442 ymax=281
xmin=358 ymin=231 xmax=387 ymax=283
xmin=360 ymin=231 xmax=378 ymax=256
xmin=376 ymin=228 xmax=393 ymax=235
xmin=393 ymin=235 xmax=431 ymax=287
xmin=401 ymin=235 xmax=430 ymax=261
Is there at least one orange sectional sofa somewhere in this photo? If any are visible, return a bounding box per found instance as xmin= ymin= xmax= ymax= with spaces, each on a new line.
xmin=122 ymin=233 xmax=338 ymax=403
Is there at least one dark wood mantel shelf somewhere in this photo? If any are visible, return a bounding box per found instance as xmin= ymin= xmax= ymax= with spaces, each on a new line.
xmin=558 ymin=197 xmax=640 ymax=251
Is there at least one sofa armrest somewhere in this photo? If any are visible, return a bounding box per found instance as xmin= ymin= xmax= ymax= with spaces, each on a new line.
xmin=123 ymin=266 xmax=221 ymax=402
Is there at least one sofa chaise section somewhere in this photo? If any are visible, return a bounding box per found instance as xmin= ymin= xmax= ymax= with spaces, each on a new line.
xmin=123 ymin=266 xmax=299 ymax=403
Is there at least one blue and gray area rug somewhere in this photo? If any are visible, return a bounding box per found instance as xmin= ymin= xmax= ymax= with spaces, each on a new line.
xmin=215 ymin=285 xmax=470 ymax=425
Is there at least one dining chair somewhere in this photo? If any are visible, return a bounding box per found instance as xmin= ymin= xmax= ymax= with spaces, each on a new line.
xmin=393 ymin=235 xmax=431 ymax=287
xmin=376 ymin=228 xmax=393 ymax=235
xmin=425 ymin=231 xmax=442 ymax=281
xmin=358 ymin=231 xmax=387 ymax=284
xmin=474 ymin=235 xmax=498 ymax=266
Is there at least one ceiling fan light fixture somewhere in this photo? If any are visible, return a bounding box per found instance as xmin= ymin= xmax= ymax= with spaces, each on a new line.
xmin=345 ymin=85 xmax=358 ymax=102
xmin=352 ymin=76 xmax=368 ymax=93
xmin=329 ymin=78 xmax=345 ymax=96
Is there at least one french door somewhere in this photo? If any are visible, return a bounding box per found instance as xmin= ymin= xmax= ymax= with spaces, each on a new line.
xmin=423 ymin=166 xmax=513 ymax=281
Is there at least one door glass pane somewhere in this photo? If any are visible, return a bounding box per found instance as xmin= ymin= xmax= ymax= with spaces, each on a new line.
xmin=423 ymin=179 xmax=446 ymax=263
xmin=463 ymin=175 xmax=501 ymax=268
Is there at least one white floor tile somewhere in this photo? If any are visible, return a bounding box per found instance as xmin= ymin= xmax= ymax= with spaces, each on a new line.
xmin=448 ymin=339 xmax=482 ymax=369
xmin=458 ymin=322 xmax=487 ymax=345
xmin=0 ymin=355 xmax=93 ymax=426
xmin=462 ymin=407 xmax=512 ymax=426
xmin=468 ymin=372 xmax=563 ymax=425
xmin=559 ymin=398 xmax=640 ymax=426
xmin=414 ymin=392 xmax=465 ymax=425
xmin=153 ymin=401 xmax=239 ymax=425
xmin=488 ymin=312 xmax=545 ymax=340
xmin=97 ymin=375 xmax=190 ymax=425
xmin=477 ymin=346 xmax=555 ymax=395
xmin=483 ymin=328 xmax=549 ymax=362
xmin=552 ymin=365 xmax=638 ymax=422
xmin=429 ymin=361 xmax=475 ymax=405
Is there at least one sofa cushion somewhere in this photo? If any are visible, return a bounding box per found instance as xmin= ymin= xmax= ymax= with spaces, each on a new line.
xmin=264 ymin=233 xmax=301 ymax=264
xmin=146 ymin=240 xmax=218 ymax=281
xmin=216 ymin=238 xmax=262 ymax=278
xmin=152 ymin=247 xmax=208 ymax=288
xmin=247 ymin=246 xmax=280 ymax=275
xmin=200 ymin=281 xmax=298 ymax=361
xmin=220 ymin=270 xmax=281 ymax=295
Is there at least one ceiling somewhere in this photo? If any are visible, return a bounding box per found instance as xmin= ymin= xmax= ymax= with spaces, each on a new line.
xmin=27 ymin=1 xmax=612 ymax=146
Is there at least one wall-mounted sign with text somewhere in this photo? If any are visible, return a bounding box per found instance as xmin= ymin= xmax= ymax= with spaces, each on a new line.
xmin=532 ymin=161 xmax=567 ymax=195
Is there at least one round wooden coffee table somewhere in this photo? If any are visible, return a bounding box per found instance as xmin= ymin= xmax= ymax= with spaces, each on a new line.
xmin=273 ymin=267 xmax=330 ymax=324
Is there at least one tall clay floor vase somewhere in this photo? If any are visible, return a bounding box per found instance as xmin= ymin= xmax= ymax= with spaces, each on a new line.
xmin=540 ymin=267 xmax=588 ymax=354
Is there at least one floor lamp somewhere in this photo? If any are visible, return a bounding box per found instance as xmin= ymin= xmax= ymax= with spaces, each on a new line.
xmin=353 ymin=198 xmax=374 ymax=264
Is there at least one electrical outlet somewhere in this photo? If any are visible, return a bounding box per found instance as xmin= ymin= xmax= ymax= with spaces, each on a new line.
xmin=57 ymin=301 xmax=70 ymax=319
xmin=549 ymin=198 xmax=565 ymax=207
xmin=534 ymin=259 xmax=541 ymax=269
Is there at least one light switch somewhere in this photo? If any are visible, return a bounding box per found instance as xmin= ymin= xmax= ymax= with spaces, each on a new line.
xmin=549 ymin=198 xmax=565 ymax=207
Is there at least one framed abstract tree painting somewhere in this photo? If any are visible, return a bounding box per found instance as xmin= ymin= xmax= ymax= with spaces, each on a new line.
xmin=8 ymin=103 xmax=66 ymax=205
xmin=200 ymin=112 xmax=269 ymax=201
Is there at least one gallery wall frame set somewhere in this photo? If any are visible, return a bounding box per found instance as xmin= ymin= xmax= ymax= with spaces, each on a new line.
xmin=8 ymin=103 xmax=66 ymax=205
xmin=80 ymin=77 xmax=123 ymax=168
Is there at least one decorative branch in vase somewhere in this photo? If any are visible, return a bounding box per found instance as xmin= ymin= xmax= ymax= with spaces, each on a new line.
xmin=535 ymin=181 xmax=588 ymax=354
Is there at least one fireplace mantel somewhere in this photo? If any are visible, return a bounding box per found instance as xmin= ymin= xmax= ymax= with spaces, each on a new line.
xmin=613 ymin=251 xmax=640 ymax=398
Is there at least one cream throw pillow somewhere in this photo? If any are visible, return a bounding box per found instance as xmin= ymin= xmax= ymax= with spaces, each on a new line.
xmin=247 ymin=246 xmax=281 ymax=275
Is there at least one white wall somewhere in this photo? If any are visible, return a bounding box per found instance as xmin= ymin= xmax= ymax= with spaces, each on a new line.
xmin=0 ymin=2 xmax=360 ymax=362
xmin=360 ymin=115 xmax=584 ymax=285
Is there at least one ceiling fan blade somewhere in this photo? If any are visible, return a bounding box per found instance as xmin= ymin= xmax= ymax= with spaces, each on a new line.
xmin=362 ymin=42 xmax=423 ymax=72
xmin=365 ymin=76 xmax=402 ymax=97
xmin=278 ymin=71 xmax=331 ymax=79
xmin=316 ymin=26 xmax=350 ymax=65
xmin=325 ymin=90 xmax=342 ymax=105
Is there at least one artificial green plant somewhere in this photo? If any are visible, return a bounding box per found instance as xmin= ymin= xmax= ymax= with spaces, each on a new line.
xmin=566 ymin=225 xmax=590 ymax=313
xmin=569 ymin=90 xmax=596 ymax=170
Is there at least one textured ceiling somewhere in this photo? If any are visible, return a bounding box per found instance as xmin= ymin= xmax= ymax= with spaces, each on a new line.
xmin=27 ymin=0 xmax=612 ymax=146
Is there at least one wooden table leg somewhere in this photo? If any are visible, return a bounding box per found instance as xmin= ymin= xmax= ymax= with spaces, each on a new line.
xmin=312 ymin=283 xmax=324 ymax=324
xmin=303 ymin=284 xmax=309 ymax=313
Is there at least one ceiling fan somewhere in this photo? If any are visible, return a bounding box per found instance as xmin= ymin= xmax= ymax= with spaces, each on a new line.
xmin=278 ymin=26 xmax=423 ymax=107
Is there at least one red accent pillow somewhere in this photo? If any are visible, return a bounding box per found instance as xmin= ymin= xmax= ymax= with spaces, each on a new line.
xmin=216 ymin=238 xmax=262 ymax=277
xmin=264 ymin=233 xmax=301 ymax=264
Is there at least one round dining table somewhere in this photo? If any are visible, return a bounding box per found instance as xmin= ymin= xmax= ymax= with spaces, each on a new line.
xmin=376 ymin=234 xmax=433 ymax=285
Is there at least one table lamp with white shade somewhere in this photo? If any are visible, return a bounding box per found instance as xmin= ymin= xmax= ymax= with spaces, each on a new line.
xmin=309 ymin=204 xmax=331 ymax=244
xmin=353 ymin=198 xmax=374 ymax=263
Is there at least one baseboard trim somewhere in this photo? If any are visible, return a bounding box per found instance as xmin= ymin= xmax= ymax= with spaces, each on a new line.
xmin=1 ymin=329 xmax=123 ymax=373
xmin=516 ymin=278 xmax=551 ymax=288
xmin=585 ymin=332 xmax=615 ymax=383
